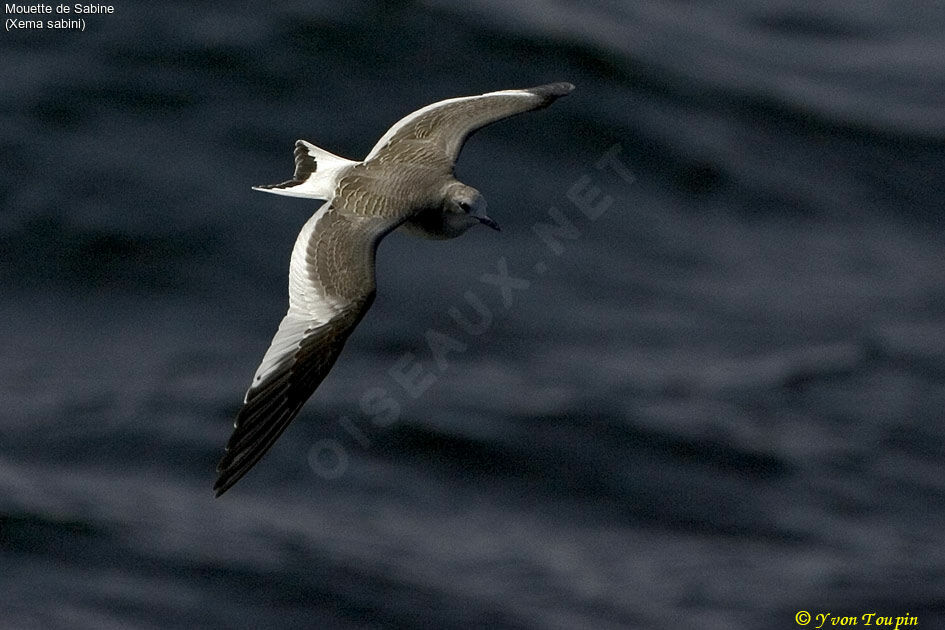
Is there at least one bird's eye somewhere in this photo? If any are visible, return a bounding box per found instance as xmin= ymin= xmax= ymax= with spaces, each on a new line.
xmin=458 ymin=201 xmax=470 ymax=213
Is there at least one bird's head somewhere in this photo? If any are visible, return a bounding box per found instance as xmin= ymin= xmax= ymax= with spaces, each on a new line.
xmin=442 ymin=182 xmax=499 ymax=235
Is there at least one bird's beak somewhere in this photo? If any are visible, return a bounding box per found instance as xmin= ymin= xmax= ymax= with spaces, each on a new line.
xmin=476 ymin=215 xmax=501 ymax=231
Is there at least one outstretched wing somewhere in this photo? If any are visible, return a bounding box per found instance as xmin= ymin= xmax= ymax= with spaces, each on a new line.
xmin=365 ymin=82 xmax=574 ymax=167
xmin=214 ymin=202 xmax=389 ymax=496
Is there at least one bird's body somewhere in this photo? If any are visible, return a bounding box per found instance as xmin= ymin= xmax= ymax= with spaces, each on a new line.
xmin=214 ymin=82 xmax=574 ymax=496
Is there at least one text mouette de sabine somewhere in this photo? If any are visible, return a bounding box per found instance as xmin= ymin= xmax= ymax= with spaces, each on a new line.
xmin=5 ymin=3 xmax=114 ymax=32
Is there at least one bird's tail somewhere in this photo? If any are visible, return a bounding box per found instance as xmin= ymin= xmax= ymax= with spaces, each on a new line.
xmin=253 ymin=140 xmax=357 ymax=200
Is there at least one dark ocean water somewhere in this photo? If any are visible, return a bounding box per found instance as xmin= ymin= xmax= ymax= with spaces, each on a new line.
xmin=2 ymin=1 xmax=945 ymax=628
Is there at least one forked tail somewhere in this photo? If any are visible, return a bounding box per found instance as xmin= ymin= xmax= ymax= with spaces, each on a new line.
xmin=253 ymin=140 xmax=357 ymax=200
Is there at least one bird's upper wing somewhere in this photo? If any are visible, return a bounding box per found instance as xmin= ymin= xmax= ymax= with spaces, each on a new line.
xmin=365 ymin=82 xmax=574 ymax=167
xmin=214 ymin=201 xmax=393 ymax=496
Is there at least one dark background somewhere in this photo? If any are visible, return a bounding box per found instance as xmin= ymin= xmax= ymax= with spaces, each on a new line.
xmin=2 ymin=1 xmax=944 ymax=628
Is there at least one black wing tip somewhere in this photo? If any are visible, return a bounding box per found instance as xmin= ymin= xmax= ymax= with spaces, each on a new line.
xmin=213 ymin=461 xmax=235 ymax=497
xmin=527 ymin=82 xmax=575 ymax=99
xmin=212 ymin=478 xmax=229 ymax=498
xmin=213 ymin=460 xmax=248 ymax=497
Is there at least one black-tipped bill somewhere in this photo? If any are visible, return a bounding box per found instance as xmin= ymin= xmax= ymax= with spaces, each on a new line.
xmin=477 ymin=215 xmax=501 ymax=231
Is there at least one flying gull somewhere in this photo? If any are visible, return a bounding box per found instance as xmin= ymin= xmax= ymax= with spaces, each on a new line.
xmin=214 ymin=82 xmax=575 ymax=496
